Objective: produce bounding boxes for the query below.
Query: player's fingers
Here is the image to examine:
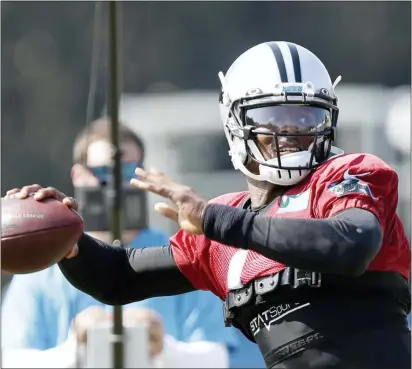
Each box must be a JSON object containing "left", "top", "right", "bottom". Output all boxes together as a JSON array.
[
  {"left": 130, "top": 178, "right": 172, "bottom": 198},
  {"left": 65, "top": 245, "right": 79, "bottom": 259},
  {"left": 135, "top": 167, "right": 170, "bottom": 184},
  {"left": 62, "top": 196, "right": 79, "bottom": 211},
  {"left": 135, "top": 167, "right": 161, "bottom": 182},
  {"left": 179, "top": 218, "right": 204, "bottom": 235},
  {"left": 33, "top": 187, "right": 66, "bottom": 202},
  {"left": 147, "top": 168, "right": 166, "bottom": 178},
  {"left": 18, "top": 184, "right": 43, "bottom": 198},
  {"left": 154, "top": 202, "right": 179, "bottom": 222},
  {"left": 134, "top": 167, "right": 149, "bottom": 179},
  {"left": 5, "top": 188, "right": 21, "bottom": 197}
]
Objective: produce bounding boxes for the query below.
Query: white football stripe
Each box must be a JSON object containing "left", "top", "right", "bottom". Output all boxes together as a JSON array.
[{"left": 277, "top": 41, "right": 296, "bottom": 82}]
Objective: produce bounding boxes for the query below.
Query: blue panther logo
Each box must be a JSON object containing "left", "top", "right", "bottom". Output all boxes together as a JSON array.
[{"left": 328, "top": 170, "right": 376, "bottom": 200}]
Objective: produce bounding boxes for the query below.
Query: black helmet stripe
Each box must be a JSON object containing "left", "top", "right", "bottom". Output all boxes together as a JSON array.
[
  {"left": 266, "top": 42, "right": 288, "bottom": 83},
  {"left": 286, "top": 42, "right": 302, "bottom": 83}
]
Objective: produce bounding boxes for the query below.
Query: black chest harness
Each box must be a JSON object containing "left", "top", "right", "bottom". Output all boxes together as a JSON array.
[
  {"left": 224, "top": 268, "right": 321, "bottom": 327},
  {"left": 223, "top": 269, "right": 410, "bottom": 368},
  {"left": 223, "top": 268, "right": 410, "bottom": 338}
]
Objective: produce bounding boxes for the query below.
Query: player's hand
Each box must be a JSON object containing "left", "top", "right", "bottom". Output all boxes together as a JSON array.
[
  {"left": 5, "top": 184, "right": 79, "bottom": 210},
  {"left": 4, "top": 185, "right": 79, "bottom": 258},
  {"left": 123, "top": 308, "right": 164, "bottom": 357},
  {"left": 131, "top": 168, "right": 208, "bottom": 235}
]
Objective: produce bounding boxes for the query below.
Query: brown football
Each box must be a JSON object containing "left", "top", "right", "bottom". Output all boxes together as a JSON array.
[{"left": 1, "top": 195, "right": 84, "bottom": 274}]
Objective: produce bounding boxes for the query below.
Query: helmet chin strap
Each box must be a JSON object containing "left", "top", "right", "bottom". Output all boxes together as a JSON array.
[
  {"left": 225, "top": 129, "right": 267, "bottom": 181},
  {"left": 229, "top": 135, "right": 345, "bottom": 186},
  {"left": 246, "top": 138, "right": 313, "bottom": 185},
  {"left": 230, "top": 138, "right": 306, "bottom": 185},
  {"left": 232, "top": 151, "right": 268, "bottom": 182}
]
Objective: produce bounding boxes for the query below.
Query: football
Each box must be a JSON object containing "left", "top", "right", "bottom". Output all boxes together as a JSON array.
[{"left": 1, "top": 195, "right": 84, "bottom": 274}]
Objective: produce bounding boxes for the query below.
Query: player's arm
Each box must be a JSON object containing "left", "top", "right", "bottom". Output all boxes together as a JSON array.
[
  {"left": 128, "top": 166, "right": 384, "bottom": 277},
  {"left": 58, "top": 233, "right": 196, "bottom": 305},
  {"left": 202, "top": 160, "right": 396, "bottom": 277},
  {"left": 5, "top": 184, "right": 198, "bottom": 305},
  {"left": 202, "top": 206, "right": 382, "bottom": 276}
]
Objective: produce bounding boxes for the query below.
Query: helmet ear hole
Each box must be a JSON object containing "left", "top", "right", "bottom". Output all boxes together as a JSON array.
[
  {"left": 314, "top": 140, "right": 325, "bottom": 162},
  {"left": 323, "top": 139, "right": 332, "bottom": 159},
  {"left": 314, "top": 138, "right": 332, "bottom": 162}
]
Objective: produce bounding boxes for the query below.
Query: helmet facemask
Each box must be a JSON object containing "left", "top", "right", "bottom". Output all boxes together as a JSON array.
[{"left": 222, "top": 84, "right": 341, "bottom": 186}]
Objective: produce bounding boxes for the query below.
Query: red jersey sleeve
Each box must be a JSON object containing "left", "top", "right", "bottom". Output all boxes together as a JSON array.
[
  {"left": 169, "top": 230, "right": 210, "bottom": 291},
  {"left": 169, "top": 192, "right": 248, "bottom": 293},
  {"left": 314, "top": 153, "right": 399, "bottom": 232}
]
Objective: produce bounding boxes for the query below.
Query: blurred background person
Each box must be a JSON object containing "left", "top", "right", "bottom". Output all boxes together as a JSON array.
[
  {"left": 2, "top": 306, "right": 163, "bottom": 368},
  {"left": 1, "top": 118, "right": 239, "bottom": 368}
]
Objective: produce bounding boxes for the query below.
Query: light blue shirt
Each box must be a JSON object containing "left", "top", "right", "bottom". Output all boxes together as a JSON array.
[
  {"left": 229, "top": 333, "right": 266, "bottom": 368},
  {"left": 1, "top": 227, "right": 263, "bottom": 367}
]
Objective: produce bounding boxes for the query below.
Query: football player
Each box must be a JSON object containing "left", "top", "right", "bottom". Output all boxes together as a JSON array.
[{"left": 7, "top": 41, "right": 411, "bottom": 369}]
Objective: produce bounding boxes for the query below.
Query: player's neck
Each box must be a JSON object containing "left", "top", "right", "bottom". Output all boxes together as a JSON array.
[{"left": 246, "top": 178, "right": 287, "bottom": 209}]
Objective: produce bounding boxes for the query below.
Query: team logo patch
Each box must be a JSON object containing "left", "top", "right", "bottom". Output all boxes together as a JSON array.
[
  {"left": 277, "top": 189, "right": 311, "bottom": 214},
  {"left": 328, "top": 169, "right": 376, "bottom": 199},
  {"left": 281, "top": 84, "right": 304, "bottom": 93}
]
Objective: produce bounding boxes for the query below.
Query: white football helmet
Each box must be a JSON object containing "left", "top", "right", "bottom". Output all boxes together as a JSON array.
[{"left": 218, "top": 41, "right": 344, "bottom": 186}]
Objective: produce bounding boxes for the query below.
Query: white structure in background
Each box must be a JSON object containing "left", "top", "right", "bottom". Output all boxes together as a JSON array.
[
  {"left": 86, "top": 325, "right": 150, "bottom": 368},
  {"left": 385, "top": 86, "right": 410, "bottom": 155},
  {"left": 119, "top": 85, "right": 411, "bottom": 237},
  {"left": 2, "top": 326, "right": 152, "bottom": 368}
]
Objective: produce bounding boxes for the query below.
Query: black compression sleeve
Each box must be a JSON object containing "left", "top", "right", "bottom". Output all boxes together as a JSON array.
[
  {"left": 202, "top": 205, "right": 383, "bottom": 276},
  {"left": 58, "top": 233, "right": 195, "bottom": 305}
]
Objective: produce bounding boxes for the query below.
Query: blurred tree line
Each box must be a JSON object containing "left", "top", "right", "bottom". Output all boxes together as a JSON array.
[{"left": 1, "top": 1, "right": 410, "bottom": 194}]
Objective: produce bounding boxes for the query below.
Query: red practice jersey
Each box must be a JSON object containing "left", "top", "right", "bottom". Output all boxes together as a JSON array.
[{"left": 170, "top": 153, "right": 410, "bottom": 300}]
